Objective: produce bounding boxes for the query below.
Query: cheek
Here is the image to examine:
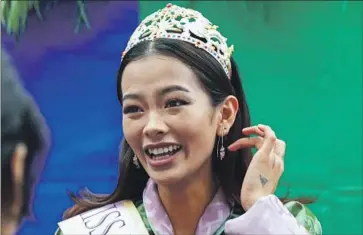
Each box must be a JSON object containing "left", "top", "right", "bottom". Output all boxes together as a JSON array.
[
  {"left": 122, "top": 119, "right": 130, "bottom": 138},
  {"left": 122, "top": 119, "right": 141, "bottom": 148},
  {"left": 173, "top": 108, "right": 217, "bottom": 153}
]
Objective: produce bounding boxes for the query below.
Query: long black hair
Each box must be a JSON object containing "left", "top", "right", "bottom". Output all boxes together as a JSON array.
[{"left": 64, "top": 38, "right": 270, "bottom": 218}]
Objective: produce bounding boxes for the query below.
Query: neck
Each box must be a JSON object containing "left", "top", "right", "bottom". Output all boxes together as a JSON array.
[{"left": 157, "top": 162, "right": 217, "bottom": 235}]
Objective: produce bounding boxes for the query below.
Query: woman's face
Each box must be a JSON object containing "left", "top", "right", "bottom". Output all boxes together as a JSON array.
[{"left": 121, "top": 55, "right": 221, "bottom": 185}]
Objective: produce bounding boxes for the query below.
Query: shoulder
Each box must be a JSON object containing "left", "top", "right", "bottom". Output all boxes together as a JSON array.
[
  {"left": 54, "top": 200, "right": 152, "bottom": 235},
  {"left": 284, "top": 201, "right": 322, "bottom": 235}
]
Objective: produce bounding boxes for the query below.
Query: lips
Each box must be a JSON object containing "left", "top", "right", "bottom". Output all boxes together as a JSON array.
[{"left": 143, "top": 143, "right": 182, "bottom": 167}]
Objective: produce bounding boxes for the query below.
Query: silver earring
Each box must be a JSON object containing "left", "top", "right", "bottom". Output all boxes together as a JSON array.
[
  {"left": 133, "top": 155, "right": 140, "bottom": 168},
  {"left": 217, "top": 128, "right": 226, "bottom": 160}
]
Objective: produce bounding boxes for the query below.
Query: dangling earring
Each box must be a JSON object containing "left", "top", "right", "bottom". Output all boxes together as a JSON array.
[
  {"left": 133, "top": 155, "right": 140, "bottom": 168},
  {"left": 217, "top": 127, "right": 226, "bottom": 160}
]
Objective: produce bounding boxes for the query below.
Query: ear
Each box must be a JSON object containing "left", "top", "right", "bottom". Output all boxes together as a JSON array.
[
  {"left": 11, "top": 143, "right": 28, "bottom": 185},
  {"left": 10, "top": 143, "right": 28, "bottom": 216},
  {"left": 216, "top": 95, "right": 239, "bottom": 136}
]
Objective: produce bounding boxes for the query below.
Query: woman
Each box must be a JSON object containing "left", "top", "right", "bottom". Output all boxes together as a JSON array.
[{"left": 55, "top": 4, "right": 322, "bottom": 235}]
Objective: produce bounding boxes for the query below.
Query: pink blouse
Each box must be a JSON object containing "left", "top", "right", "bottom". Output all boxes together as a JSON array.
[{"left": 143, "top": 179, "right": 309, "bottom": 235}]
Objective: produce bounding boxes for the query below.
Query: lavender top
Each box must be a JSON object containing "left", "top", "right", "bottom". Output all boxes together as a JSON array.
[
  {"left": 143, "top": 179, "right": 311, "bottom": 235},
  {"left": 55, "top": 178, "right": 321, "bottom": 235}
]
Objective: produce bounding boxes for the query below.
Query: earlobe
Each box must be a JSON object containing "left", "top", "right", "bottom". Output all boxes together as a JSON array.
[{"left": 217, "top": 123, "right": 227, "bottom": 136}]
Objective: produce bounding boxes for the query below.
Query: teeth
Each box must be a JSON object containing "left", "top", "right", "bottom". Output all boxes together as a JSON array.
[
  {"left": 146, "top": 145, "right": 181, "bottom": 156},
  {"left": 153, "top": 155, "right": 171, "bottom": 161}
]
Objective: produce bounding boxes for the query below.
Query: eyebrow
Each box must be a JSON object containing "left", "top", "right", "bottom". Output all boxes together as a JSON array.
[
  {"left": 122, "top": 93, "right": 143, "bottom": 103},
  {"left": 159, "top": 85, "right": 190, "bottom": 96},
  {"left": 122, "top": 85, "right": 190, "bottom": 102}
]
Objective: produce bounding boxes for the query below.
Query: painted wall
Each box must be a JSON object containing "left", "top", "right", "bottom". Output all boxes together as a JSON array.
[
  {"left": 2, "top": 2, "right": 139, "bottom": 234},
  {"left": 139, "top": 1, "right": 362, "bottom": 234}
]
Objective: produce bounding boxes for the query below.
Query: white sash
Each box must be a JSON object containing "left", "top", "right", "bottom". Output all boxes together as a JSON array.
[{"left": 58, "top": 200, "right": 149, "bottom": 235}]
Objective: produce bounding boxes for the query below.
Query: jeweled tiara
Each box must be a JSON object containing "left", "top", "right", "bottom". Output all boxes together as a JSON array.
[{"left": 121, "top": 3, "right": 234, "bottom": 78}]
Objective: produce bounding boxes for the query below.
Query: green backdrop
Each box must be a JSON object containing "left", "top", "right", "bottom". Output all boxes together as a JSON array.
[{"left": 139, "top": 1, "right": 362, "bottom": 234}]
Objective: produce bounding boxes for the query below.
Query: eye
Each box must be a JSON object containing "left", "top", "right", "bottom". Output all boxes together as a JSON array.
[
  {"left": 123, "top": 105, "right": 143, "bottom": 114},
  {"left": 165, "top": 99, "right": 188, "bottom": 108}
]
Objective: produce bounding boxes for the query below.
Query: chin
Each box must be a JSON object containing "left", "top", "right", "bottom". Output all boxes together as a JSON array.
[{"left": 148, "top": 170, "right": 187, "bottom": 187}]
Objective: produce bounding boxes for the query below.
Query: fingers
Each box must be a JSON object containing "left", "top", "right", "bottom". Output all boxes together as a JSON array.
[
  {"left": 228, "top": 137, "right": 263, "bottom": 151},
  {"left": 242, "top": 126, "right": 265, "bottom": 137},
  {"left": 257, "top": 124, "right": 276, "bottom": 156},
  {"left": 271, "top": 154, "right": 284, "bottom": 180},
  {"left": 274, "top": 140, "right": 286, "bottom": 158},
  {"left": 229, "top": 125, "right": 285, "bottom": 160}
]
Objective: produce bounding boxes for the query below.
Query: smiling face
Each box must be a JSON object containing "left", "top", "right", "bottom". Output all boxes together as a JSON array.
[{"left": 121, "top": 55, "right": 221, "bottom": 185}]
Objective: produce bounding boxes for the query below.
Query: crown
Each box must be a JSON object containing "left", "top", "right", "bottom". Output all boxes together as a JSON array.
[{"left": 122, "top": 3, "right": 234, "bottom": 78}]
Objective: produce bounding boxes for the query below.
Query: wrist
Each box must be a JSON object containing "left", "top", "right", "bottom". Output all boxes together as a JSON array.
[{"left": 241, "top": 194, "right": 272, "bottom": 211}]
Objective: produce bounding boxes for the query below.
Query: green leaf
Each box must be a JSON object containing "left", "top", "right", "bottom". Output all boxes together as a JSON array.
[
  {"left": 2, "top": 0, "right": 94, "bottom": 39},
  {"left": 1, "top": 0, "right": 9, "bottom": 26}
]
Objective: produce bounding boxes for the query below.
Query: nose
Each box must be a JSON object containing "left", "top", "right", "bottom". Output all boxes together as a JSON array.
[{"left": 143, "top": 112, "right": 168, "bottom": 139}]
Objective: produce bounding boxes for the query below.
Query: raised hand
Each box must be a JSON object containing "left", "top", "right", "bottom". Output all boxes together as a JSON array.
[{"left": 228, "top": 124, "right": 286, "bottom": 211}]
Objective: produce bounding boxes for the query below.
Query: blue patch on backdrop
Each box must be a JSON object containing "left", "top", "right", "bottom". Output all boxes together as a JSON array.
[{"left": 2, "top": 2, "right": 139, "bottom": 235}]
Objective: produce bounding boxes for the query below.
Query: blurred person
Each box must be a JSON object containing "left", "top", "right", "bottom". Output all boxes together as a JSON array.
[{"left": 1, "top": 49, "right": 49, "bottom": 235}]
